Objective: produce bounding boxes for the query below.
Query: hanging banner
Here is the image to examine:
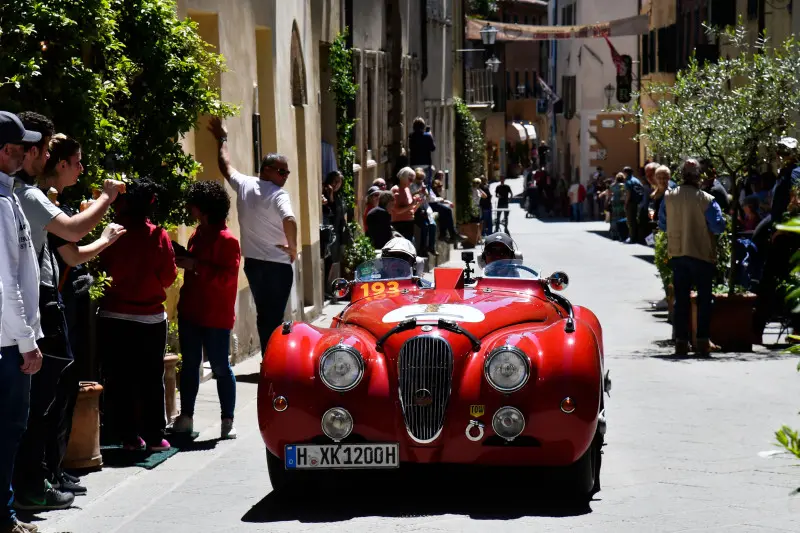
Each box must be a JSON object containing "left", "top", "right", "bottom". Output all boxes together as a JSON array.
[{"left": 466, "top": 14, "right": 650, "bottom": 42}]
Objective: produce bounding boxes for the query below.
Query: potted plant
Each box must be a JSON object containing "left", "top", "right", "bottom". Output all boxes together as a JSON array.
[
  {"left": 454, "top": 97, "right": 485, "bottom": 248},
  {"left": 342, "top": 222, "right": 376, "bottom": 281},
  {"left": 653, "top": 231, "right": 674, "bottom": 321},
  {"left": 164, "top": 318, "right": 181, "bottom": 423}
]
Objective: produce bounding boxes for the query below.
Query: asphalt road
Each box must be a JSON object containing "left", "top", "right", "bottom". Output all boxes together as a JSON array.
[{"left": 37, "top": 177, "right": 800, "bottom": 532}]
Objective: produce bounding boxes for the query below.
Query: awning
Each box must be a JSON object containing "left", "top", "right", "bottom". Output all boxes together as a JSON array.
[
  {"left": 507, "top": 123, "right": 527, "bottom": 142},
  {"left": 523, "top": 124, "right": 537, "bottom": 141},
  {"left": 466, "top": 14, "right": 650, "bottom": 42}
]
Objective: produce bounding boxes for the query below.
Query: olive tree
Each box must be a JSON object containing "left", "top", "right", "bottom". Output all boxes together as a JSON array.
[{"left": 632, "top": 23, "right": 800, "bottom": 292}]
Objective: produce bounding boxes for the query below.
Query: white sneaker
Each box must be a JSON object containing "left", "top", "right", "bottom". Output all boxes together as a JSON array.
[
  {"left": 221, "top": 418, "right": 237, "bottom": 440},
  {"left": 172, "top": 414, "right": 193, "bottom": 434}
]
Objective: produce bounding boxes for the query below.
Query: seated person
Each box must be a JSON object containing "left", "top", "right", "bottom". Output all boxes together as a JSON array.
[
  {"left": 380, "top": 237, "right": 429, "bottom": 283},
  {"left": 479, "top": 232, "right": 524, "bottom": 277}
]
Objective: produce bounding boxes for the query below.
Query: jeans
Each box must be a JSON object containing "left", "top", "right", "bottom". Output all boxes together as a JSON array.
[
  {"left": 626, "top": 203, "right": 640, "bottom": 243},
  {"left": 99, "top": 317, "right": 167, "bottom": 445},
  {"left": 45, "top": 358, "right": 79, "bottom": 483},
  {"left": 243, "top": 258, "right": 294, "bottom": 357},
  {"left": 430, "top": 203, "right": 457, "bottom": 239},
  {"left": 671, "top": 256, "right": 714, "bottom": 343},
  {"left": 571, "top": 203, "right": 583, "bottom": 222},
  {"left": 0, "top": 345, "right": 30, "bottom": 526},
  {"left": 178, "top": 320, "right": 236, "bottom": 419},
  {"left": 13, "top": 355, "right": 71, "bottom": 496},
  {"left": 494, "top": 209, "right": 509, "bottom": 232},
  {"left": 481, "top": 208, "right": 492, "bottom": 236}
]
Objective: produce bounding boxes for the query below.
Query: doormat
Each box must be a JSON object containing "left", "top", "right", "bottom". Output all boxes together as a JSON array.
[{"left": 99, "top": 445, "right": 180, "bottom": 469}]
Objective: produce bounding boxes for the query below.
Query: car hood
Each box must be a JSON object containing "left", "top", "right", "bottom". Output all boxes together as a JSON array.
[{"left": 341, "top": 288, "right": 552, "bottom": 340}]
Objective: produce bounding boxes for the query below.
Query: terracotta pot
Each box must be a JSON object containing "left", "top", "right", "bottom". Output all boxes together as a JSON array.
[
  {"left": 458, "top": 223, "right": 482, "bottom": 248},
  {"left": 690, "top": 292, "right": 756, "bottom": 352},
  {"left": 164, "top": 353, "right": 180, "bottom": 422},
  {"left": 63, "top": 381, "right": 103, "bottom": 470}
]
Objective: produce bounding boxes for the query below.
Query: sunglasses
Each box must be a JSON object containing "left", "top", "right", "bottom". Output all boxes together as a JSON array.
[{"left": 271, "top": 167, "right": 291, "bottom": 176}]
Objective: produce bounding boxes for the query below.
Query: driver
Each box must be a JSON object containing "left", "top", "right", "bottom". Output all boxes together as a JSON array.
[
  {"left": 380, "top": 237, "right": 426, "bottom": 278},
  {"left": 479, "top": 232, "right": 523, "bottom": 277}
]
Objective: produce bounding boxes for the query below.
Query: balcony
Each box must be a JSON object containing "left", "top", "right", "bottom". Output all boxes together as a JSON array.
[{"left": 465, "top": 68, "right": 495, "bottom": 119}]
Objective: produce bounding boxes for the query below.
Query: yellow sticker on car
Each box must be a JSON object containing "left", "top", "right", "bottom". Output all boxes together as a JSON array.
[{"left": 470, "top": 405, "right": 485, "bottom": 417}]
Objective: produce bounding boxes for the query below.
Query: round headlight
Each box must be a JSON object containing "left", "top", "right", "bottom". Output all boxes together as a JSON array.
[
  {"left": 484, "top": 346, "right": 530, "bottom": 392},
  {"left": 492, "top": 406, "right": 525, "bottom": 441},
  {"left": 321, "top": 407, "right": 353, "bottom": 441},
  {"left": 319, "top": 345, "right": 364, "bottom": 391}
]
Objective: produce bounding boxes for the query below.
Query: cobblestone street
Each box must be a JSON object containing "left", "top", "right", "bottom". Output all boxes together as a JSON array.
[{"left": 36, "top": 180, "right": 800, "bottom": 532}]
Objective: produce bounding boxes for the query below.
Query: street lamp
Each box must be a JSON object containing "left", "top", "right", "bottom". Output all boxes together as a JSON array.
[
  {"left": 517, "top": 84, "right": 526, "bottom": 98},
  {"left": 480, "top": 23, "right": 498, "bottom": 46},
  {"left": 485, "top": 55, "right": 501, "bottom": 73},
  {"left": 604, "top": 83, "right": 615, "bottom": 107}
]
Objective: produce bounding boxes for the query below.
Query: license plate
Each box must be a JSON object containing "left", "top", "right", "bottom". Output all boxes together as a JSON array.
[{"left": 284, "top": 443, "right": 399, "bottom": 470}]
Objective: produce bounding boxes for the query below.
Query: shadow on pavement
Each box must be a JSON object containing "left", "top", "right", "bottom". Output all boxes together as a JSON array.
[
  {"left": 236, "top": 372, "right": 261, "bottom": 384},
  {"left": 242, "top": 469, "right": 593, "bottom": 523},
  {"left": 633, "top": 254, "right": 655, "bottom": 265}
]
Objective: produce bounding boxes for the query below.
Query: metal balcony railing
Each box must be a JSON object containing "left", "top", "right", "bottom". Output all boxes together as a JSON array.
[{"left": 465, "top": 68, "right": 494, "bottom": 107}]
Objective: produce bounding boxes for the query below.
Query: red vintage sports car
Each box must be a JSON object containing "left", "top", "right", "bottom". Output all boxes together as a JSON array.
[{"left": 258, "top": 255, "right": 608, "bottom": 499}]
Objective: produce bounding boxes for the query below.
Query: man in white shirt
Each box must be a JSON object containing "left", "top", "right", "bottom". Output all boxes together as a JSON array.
[
  {"left": 0, "top": 110, "right": 43, "bottom": 533},
  {"left": 208, "top": 118, "right": 298, "bottom": 357}
]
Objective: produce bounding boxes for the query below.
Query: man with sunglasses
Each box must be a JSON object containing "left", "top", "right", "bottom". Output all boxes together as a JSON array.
[{"left": 208, "top": 117, "right": 298, "bottom": 357}]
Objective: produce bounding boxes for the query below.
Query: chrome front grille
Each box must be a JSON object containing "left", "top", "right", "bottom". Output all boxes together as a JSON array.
[{"left": 398, "top": 336, "right": 454, "bottom": 442}]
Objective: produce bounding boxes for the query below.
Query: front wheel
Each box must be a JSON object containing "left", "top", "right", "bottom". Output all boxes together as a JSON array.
[
  {"left": 266, "top": 449, "right": 292, "bottom": 492},
  {"left": 562, "top": 432, "right": 602, "bottom": 501}
]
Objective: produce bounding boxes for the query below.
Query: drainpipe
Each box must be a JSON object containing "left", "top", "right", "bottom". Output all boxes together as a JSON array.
[
  {"left": 637, "top": 0, "right": 642, "bottom": 166},
  {"left": 549, "top": 0, "right": 557, "bottom": 174}
]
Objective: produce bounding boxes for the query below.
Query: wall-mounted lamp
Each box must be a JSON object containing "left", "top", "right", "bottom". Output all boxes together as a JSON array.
[
  {"left": 604, "top": 83, "right": 615, "bottom": 107},
  {"left": 480, "top": 23, "right": 498, "bottom": 46},
  {"left": 485, "top": 55, "right": 501, "bottom": 73}
]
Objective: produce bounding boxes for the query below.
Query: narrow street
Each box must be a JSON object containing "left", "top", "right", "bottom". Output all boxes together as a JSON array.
[{"left": 36, "top": 178, "right": 799, "bottom": 533}]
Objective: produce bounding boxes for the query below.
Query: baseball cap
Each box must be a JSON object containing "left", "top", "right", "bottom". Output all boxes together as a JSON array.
[
  {"left": 367, "top": 186, "right": 381, "bottom": 196},
  {"left": 484, "top": 232, "right": 515, "bottom": 252},
  {"left": 0, "top": 111, "right": 42, "bottom": 145}
]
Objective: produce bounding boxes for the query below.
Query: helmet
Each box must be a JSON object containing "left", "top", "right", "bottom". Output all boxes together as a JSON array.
[
  {"left": 381, "top": 237, "right": 417, "bottom": 266},
  {"left": 478, "top": 232, "right": 522, "bottom": 268}
]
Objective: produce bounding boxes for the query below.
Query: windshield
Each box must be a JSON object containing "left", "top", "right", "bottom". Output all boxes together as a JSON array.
[
  {"left": 483, "top": 259, "right": 540, "bottom": 280},
  {"left": 355, "top": 258, "right": 413, "bottom": 281}
]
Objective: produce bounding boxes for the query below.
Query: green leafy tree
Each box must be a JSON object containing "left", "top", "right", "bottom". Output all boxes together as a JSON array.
[
  {"left": 329, "top": 29, "right": 357, "bottom": 210},
  {"left": 454, "top": 97, "right": 484, "bottom": 224},
  {"left": 0, "top": 0, "right": 236, "bottom": 226},
  {"left": 631, "top": 22, "right": 800, "bottom": 294},
  {"left": 467, "top": 0, "right": 498, "bottom": 20}
]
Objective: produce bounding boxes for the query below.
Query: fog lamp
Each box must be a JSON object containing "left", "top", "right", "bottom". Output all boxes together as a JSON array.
[
  {"left": 492, "top": 406, "right": 525, "bottom": 441},
  {"left": 321, "top": 407, "right": 353, "bottom": 442}
]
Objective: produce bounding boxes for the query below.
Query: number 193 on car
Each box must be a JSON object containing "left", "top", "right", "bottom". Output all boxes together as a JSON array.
[{"left": 285, "top": 443, "right": 399, "bottom": 469}]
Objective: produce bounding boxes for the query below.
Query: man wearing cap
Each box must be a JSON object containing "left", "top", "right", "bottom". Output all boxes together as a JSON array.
[
  {"left": 0, "top": 110, "right": 44, "bottom": 533},
  {"left": 362, "top": 185, "right": 381, "bottom": 232},
  {"left": 658, "top": 158, "right": 727, "bottom": 357}
]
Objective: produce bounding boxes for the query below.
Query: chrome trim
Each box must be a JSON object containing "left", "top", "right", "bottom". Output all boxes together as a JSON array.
[
  {"left": 318, "top": 344, "right": 365, "bottom": 392},
  {"left": 560, "top": 397, "right": 576, "bottom": 414},
  {"left": 321, "top": 407, "right": 353, "bottom": 442},
  {"left": 397, "top": 336, "right": 454, "bottom": 443},
  {"left": 483, "top": 345, "right": 531, "bottom": 393},
  {"left": 491, "top": 406, "right": 526, "bottom": 441}
]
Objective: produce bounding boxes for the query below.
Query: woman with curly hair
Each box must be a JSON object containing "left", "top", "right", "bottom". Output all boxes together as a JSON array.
[
  {"left": 172, "top": 180, "right": 241, "bottom": 439},
  {"left": 98, "top": 178, "right": 177, "bottom": 452}
]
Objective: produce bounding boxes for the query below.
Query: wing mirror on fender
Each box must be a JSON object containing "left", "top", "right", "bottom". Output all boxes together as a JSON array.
[
  {"left": 547, "top": 271, "right": 569, "bottom": 291},
  {"left": 331, "top": 278, "right": 350, "bottom": 299}
]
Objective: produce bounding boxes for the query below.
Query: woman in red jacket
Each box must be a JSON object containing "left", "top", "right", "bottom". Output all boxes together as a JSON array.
[
  {"left": 98, "top": 179, "right": 178, "bottom": 452},
  {"left": 171, "top": 180, "right": 241, "bottom": 439}
]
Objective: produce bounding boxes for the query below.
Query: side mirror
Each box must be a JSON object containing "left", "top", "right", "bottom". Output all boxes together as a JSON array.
[
  {"left": 331, "top": 278, "right": 350, "bottom": 299},
  {"left": 547, "top": 271, "right": 569, "bottom": 291}
]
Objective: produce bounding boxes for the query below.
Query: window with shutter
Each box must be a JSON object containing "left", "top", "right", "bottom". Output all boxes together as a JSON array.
[
  {"left": 747, "top": 0, "right": 759, "bottom": 20},
  {"left": 642, "top": 33, "right": 650, "bottom": 76},
  {"left": 649, "top": 30, "right": 656, "bottom": 74}
]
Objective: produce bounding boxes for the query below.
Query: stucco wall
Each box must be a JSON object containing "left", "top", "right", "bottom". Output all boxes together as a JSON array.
[{"left": 175, "top": 0, "right": 335, "bottom": 359}]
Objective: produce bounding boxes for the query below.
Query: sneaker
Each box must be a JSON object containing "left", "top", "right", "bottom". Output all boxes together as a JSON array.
[
  {"left": 62, "top": 472, "right": 81, "bottom": 484},
  {"left": 13, "top": 482, "right": 75, "bottom": 511},
  {"left": 54, "top": 473, "right": 86, "bottom": 495},
  {"left": 1, "top": 520, "right": 38, "bottom": 533},
  {"left": 147, "top": 439, "right": 171, "bottom": 452},
  {"left": 221, "top": 418, "right": 237, "bottom": 440},
  {"left": 171, "top": 414, "right": 194, "bottom": 434},
  {"left": 123, "top": 436, "right": 146, "bottom": 451}
]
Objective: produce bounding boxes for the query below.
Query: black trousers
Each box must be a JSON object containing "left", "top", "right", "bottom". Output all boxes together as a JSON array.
[
  {"left": 13, "top": 355, "right": 71, "bottom": 496},
  {"left": 243, "top": 258, "right": 294, "bottom": 356},
  {"left": 44, "top": 360, "right": 79, "bottom": 482},
  {"left": 99, "top": 317, "right": 167, "bottom": 445},
  {"left": 393, "top": 220, "right": 415, "bottom": 242}
]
